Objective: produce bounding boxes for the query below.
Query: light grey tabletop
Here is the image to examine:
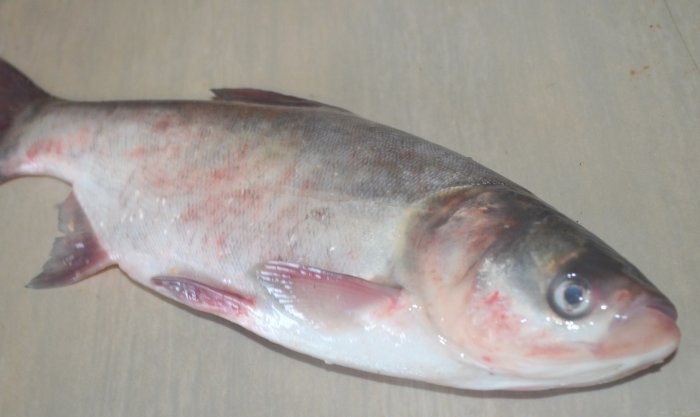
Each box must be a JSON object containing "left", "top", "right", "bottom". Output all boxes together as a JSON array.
[{"left": 1, "top": 1, "right": 698, "bottom": 416}]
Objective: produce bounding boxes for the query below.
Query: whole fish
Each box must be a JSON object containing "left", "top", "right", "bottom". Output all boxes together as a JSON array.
[{"left": 0, "top": 58, "right": 679, "bottom": 390}]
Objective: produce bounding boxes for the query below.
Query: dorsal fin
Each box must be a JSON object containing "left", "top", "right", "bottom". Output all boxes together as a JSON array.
[{"left": 211, "top": 88, "right": 351, "bottom": 113}]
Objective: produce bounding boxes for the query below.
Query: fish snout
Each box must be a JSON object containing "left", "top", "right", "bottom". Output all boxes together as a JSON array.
[
  {"left": 618, "top": 288, "right": 679, "bottom": 327},
  {"left": 644, "top": 293, "right": 678, "bottom": 322},
  {"left": 594, "top": 289, "right": 680, "bottom": 361}
]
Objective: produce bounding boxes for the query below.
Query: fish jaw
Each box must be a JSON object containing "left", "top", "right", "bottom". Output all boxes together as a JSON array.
[
  {"left": 503, "top": 315, "right": 679, "bottom": 391},
  {"left": 508, "top": 289, "right": 680, "bottom": 387},
  {"left": 427, "top": 294, "right": 680, "bottom": 391},
  {"left": 500, "top": 306, "right": 679, "bottom": 390},
  {"left": 457, "top": 285, "right": 680, "bottom": 389}
]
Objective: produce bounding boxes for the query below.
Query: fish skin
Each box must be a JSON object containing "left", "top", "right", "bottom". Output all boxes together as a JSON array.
[{"left": 0, "top": 58, "right": 680, "bottom": 390}]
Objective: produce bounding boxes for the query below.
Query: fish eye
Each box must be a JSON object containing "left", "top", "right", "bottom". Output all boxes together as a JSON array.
[{"left": 547, "top": 273, "right": 592, "bottom": 320}]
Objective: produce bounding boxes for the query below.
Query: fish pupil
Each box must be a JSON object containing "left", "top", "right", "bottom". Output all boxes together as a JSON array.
[{"left": 564, "top": 284, "right": 584, "bottom": 305}]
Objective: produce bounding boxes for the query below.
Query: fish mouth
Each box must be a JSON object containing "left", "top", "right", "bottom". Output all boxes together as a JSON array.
[
  {"left": 593, "top": 293, "right": 680, "bottom": 361},
  {"left": 644, "top": 294, "right": 678, "bottom": 321}
]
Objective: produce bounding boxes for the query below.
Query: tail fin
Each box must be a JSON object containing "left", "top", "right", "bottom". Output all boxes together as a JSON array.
[
  {"left": 0, "top": 58, "right": 52, "bottom": 182},
  {"left": 1, "top": 57, "right": 51, "bottom": 139}
]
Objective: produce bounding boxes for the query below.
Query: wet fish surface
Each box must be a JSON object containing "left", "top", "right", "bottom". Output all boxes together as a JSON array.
[{"left": 0, "top": 58, "right": 680, "bottom": 390}]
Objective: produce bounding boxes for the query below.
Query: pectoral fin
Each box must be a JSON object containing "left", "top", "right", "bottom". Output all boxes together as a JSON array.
[
  {"left": 256, "top": 261, "right": 401, "bottom": 327},
  {"left": 26, "top": 192, "right": 113, "bottom": 289}
]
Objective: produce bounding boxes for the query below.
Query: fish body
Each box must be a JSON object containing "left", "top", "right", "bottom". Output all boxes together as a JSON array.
[{"left": 0, "top": 59, "right": 680, "bottom": 390}]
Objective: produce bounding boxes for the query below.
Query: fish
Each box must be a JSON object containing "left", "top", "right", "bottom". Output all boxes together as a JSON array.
[{"left": 0, "top": 57, "right": 680, "bottom": 391}]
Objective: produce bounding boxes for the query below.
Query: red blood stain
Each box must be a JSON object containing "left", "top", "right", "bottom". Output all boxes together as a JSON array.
[
  {"left": 279, "top": 164, "right": 296, "bottom": 184},
  {"left": 486, "top": 291, "right": 500, "bottom": 305},
  {"left": 527, "top": 344, "right": 576, "bottom": 358},
  {"left": 615, "top": 289, "right": 631, "bottom": 304},
  {"left": 179, "top": 189, "right": 263, "bottom": 225},
  {"left": 482, "top": 355, "right": 493, "bottom": 364},
  {"left": 211, "top": 168, "right": 228, "bottom": 182},
  {"left": 180, "top": 206, "right": 199, "bottom": 222},
  {"left": 235, "top": 142, "right": 251, "bottom": 159},
  {"left": 300, "top": 178, "right": 315, "bottom": 193},
  {"left": 26, "top": 138, "right": 64, "bottom": 160},
  {"left": 374, "top": 295, "right": 402, "bottom": 320},
  {"left": 129, "top": 146, "right": 146, "bottom": 159},
  {"left": 469, "top": 281, "right": 518, "bottom": 336},
  {"left": 153, "top": 117, "right": 172, "bottom": 133},
  {"left": 208, "top": 164, "right": 246, "bottom": 185},
  {"left": 76, "top": 127, "right": 91, "bottom": 146},
  {"left": 215, "top": 233, "right": 227, "bottom": 250}
]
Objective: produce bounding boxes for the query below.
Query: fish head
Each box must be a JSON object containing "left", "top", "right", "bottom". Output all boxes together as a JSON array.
[{"left": 406, "top": 186, "right": 680, "bottom": 389}]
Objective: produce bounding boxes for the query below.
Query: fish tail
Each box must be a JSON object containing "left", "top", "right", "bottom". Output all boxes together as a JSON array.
[
  {"left": 0, "top": 60, "right": 112, "bottom": 288},
  {"left": 0, "top": 57, "right": 52, "bottom": 181}
]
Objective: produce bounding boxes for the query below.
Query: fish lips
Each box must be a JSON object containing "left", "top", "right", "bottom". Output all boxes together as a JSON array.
[{"left": 593, "top": 291, "right": 680, "bottom": 363}]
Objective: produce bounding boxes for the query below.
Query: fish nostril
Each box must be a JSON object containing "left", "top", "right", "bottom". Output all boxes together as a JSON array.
[{"left": 614, "top": 289, "right": 631, "bottom": 304}]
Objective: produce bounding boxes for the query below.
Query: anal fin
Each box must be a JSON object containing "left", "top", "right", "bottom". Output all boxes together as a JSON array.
[{"left": 26, "top": 192, "right": 112, "bottom": 289}]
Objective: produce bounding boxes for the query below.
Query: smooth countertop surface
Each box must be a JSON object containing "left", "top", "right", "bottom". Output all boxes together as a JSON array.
[{"left": 1, "top": 1, "right": 698, "bottom": 416}]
